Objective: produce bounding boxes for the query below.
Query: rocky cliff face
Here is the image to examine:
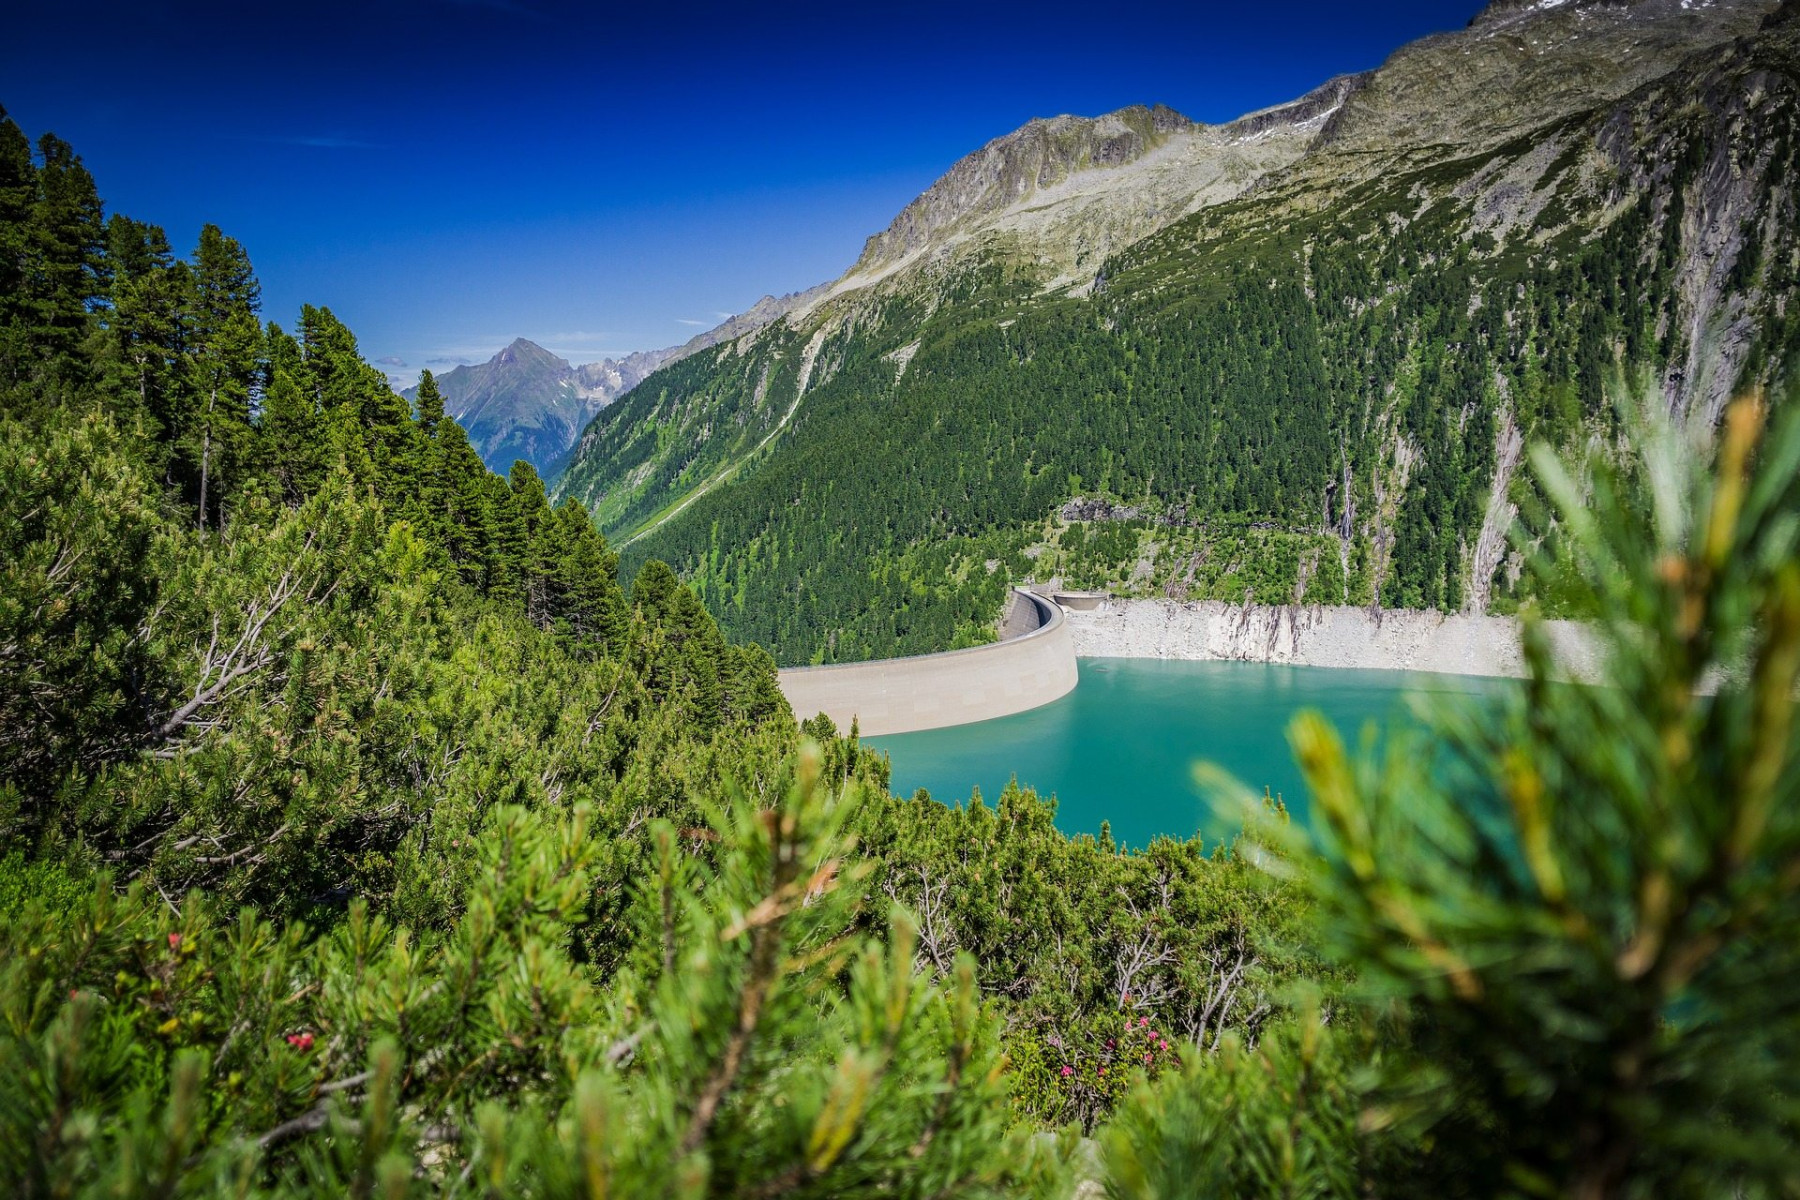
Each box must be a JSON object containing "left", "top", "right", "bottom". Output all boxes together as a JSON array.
[
  {"left": 1304, "top": 0, "right": 1768, "bottom": 170},
  {"left": 573, "top": 348, "right": 674, "bottom": 406},
  {"left": 839, "top": 83, "right": 1361, "bottom": 296}
]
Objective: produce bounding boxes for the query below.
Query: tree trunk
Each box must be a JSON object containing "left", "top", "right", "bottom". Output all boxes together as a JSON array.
[
  {"left": 198, "top": 421, "right": 211, "bottom": 532},
  {"left": 198, "top": 384, "right": 216, "bottom": 532}
]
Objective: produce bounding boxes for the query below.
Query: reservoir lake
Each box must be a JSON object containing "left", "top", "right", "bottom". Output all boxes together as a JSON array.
[{"left": 867, "top": 657, "right": 1499, "bottom": 848}]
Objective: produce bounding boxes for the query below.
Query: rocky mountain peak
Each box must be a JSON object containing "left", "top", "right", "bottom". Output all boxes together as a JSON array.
[
  {"left": 1463, "top": 0, "right": 1777, "bottom": 36},
  {"left": 1290, "top": 0, "right": 1775, "bottom": 171},
  {"left": 496, "top": 336, "right": 560, "bottom": 368},
  {"left": 1467, "top": 0, "right": 1716, "bottom": 27},
  {"left": 850, "top": 103, "right": 1201, "bottom": 277},
  {"left": 1473, "top": 0, "right": 1611, "bottom": 23}
]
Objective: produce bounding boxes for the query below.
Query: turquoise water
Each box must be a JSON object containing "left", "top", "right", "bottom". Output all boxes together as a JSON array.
[{"left": 867, "top": 657, "right": 1498, "bottom": 849}]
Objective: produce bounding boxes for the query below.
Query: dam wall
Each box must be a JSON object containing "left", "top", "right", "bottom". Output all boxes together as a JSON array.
[
  {"left": 778, "top": 590, "right": 1079, "bottom": 735},
  {"left": 1061, "top": 598, "right": 1603, "bottom": 680}
]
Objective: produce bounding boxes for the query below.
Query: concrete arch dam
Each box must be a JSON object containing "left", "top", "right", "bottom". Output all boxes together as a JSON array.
[{"left": 777, "top": 590, "right": 1078, "bottom": 736}]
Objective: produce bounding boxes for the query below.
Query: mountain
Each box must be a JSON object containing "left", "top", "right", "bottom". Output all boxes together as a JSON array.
[
  {"left": 844, "top": 90, "right": 1356, "bottom": 293},
  {"left": 405, "top": 286, "right": 830, "bottom": 478},
  {"left": 555, "top": 0, "right": 1800, "bottom": 665},
  {"left": 399, "top": 339, "right": 658, "bottom": 479}
]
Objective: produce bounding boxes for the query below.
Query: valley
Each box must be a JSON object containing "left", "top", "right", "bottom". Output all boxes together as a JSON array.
[
  {"left": 5, "top": 0, "right": 1800, "bottom": 1195},
  {"left": 547, "top": 0, "right": 1800, "bottom": 669}
]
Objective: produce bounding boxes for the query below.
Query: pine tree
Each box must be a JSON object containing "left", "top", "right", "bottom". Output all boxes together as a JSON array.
[
  {"left": 296, "top": 304, "right": 417, "bottom": 499},
  {"left": 0, "top": 404, "right": 173, "bottom": 796},
  {"left": 0, "top": 106, "right": 34, "bottom": 376},
  {"left": 413, "top": 367, "right": 445, "bottom": 439},
  {"left": 545, "top": 500, "right": 625, "bottom": 649},
  {"left": 434, "top": 418, "right": 498, "bottom": 587},
  {"left": 631, "top": 559, "right": 726, "bottom": 728},
  {"left": 508, "top": 461, "right": 555, "bottom": 626},
  {"left": 18, "top": 132, "right": 107, "bottom": 371},
  {"left": 183, "top": 225, "right": 262, "bottom": 530},
  {"left": 1278, "top": 396, "right": 1800, "bottom": 1198},
  {"left": 256, "top": 324, "right": 329, "bottom": 504},
  {"left": 102, "top": 215, "right": 186, "bottom": 439}
]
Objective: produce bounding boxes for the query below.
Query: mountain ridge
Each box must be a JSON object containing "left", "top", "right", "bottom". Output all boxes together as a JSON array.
[
  {"left": 403, "top": 284, "right": 828, "bottom": 477},
  {"left": 555, "top": 0, "right": 1799, "bottom": 665}
]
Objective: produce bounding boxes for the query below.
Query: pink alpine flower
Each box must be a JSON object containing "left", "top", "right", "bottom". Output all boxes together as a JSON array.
[
  {"left": 167, "top": 933, "right": 181, "bottom": 949},
  {"left": 1060, "top": 1065, "right": 1073, "bottom": 1077}
]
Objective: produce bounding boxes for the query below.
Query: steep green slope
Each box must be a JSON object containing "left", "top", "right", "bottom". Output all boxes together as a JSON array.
[
  {"left": 8, "top": 77, "right": 1800, "bottom": 1200},
  {"left": 557, "top": 0, "right": 1800, "bottom": 665}
]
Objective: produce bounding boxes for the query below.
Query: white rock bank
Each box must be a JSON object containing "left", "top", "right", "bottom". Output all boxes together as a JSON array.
[{"left": 1062, "top": 599, "right": 1602, "bottom": 681}]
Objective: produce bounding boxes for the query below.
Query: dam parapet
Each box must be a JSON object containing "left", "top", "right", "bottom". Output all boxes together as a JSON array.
[{"left": 777, "top": 590, "right": 1078, "bottom": 736}]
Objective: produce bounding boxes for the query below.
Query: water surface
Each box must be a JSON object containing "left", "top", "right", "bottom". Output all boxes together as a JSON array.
[{"left": 867, "top": 657, "right": 1498, "bottom": 848}]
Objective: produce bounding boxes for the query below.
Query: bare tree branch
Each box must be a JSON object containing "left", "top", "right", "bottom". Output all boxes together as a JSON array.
[{"left": 153, "top": 535, "right": 324, "bottom": 746}]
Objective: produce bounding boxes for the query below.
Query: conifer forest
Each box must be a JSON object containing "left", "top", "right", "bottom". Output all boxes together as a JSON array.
[{"left": 5, "top": 3, "right": 1800, "bottom": 1196}]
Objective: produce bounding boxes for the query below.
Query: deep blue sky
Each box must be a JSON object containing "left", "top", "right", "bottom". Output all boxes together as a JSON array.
[{"left": 5, "top": 1, "right": 1479, "bottom": 385}]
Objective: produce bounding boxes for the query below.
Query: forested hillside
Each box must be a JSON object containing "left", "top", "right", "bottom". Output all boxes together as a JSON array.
[
  {"left": 5, "top": 70, "right": 1800, "bottom": 1198},
  {"left": 0, "top": 104, "right": 1313, "bottom": 1194},
  {"left": 558, "top": 0, "right": 1800, "bottom": 666}
]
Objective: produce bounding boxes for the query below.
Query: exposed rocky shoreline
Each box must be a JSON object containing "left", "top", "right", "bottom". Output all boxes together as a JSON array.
[{"left": 1061, "top": 599, "right": 1602, "bottom": 681}]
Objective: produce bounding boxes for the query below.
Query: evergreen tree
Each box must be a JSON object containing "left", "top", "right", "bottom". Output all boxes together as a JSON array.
[
  {"left": 16, "top": 132, "right": 107, "bottom": 372},
  {"left": 1276, "top": 397, "right": 1800, "bottom": 1198},
  {"left": 434, "top": 418, "right": 498, "bottom": 587},
  {"left": 102, "top": 215, "right": 186, "bottom": 439},
  {"left": 0, "top": 403, "right": 173, "bottom": 798},
  {"left": 509, "top": 460, "right": 556, "bottom": 626},
  {"left": 545, "top": 499, "right": 625, "bottom": 649},
  {"left": 183, "top": 224, "right": 262, "bottom": 529},
  {"left": 413, "top": 366, "right": 445, "bottom": 438},
  {"left": 297, "top": 304, "right": 417, "bottom": 498},
  {"left": 0, "top": 105, "right": 34, "bottom": 378},
  {"left": 256, "top": 324, "right": 329, "bottom": 504},
  {"left": 632, "top": 559, "right": 727, "bottom": 729}
]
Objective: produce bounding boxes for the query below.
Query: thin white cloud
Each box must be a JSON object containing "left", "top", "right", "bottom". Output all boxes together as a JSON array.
[{"left": 675, "top": 318, "right": 709, "bottom": 327}]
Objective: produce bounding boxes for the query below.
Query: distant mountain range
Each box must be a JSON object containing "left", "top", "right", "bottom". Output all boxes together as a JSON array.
[
  {"left": 401, "top": 286, "right": 828, "bottom": 478},
  {"left": 401, "top": 340, "right": 664, "bottom": 479}
]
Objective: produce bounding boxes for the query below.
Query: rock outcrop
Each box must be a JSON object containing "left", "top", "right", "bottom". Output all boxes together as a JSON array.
[{"left": 1062, "top": 599, "right": 1602, "bottom": 681}]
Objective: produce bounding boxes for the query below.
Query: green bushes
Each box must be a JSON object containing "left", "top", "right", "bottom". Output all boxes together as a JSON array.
[
  {"left": 7, "top": 91, "right": 1800, "bottom": 1200},
  {"left": 1272, "top": 397, "right": 1800, "bottom": 1197}
]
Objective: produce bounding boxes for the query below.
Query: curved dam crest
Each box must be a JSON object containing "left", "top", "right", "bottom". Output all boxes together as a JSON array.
[
  {"left": 778, "top": 594, "right": 1605, "bottom": 737},
  {"left": 777, "top": 591, "right": 1078, "bottom": 736}
]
